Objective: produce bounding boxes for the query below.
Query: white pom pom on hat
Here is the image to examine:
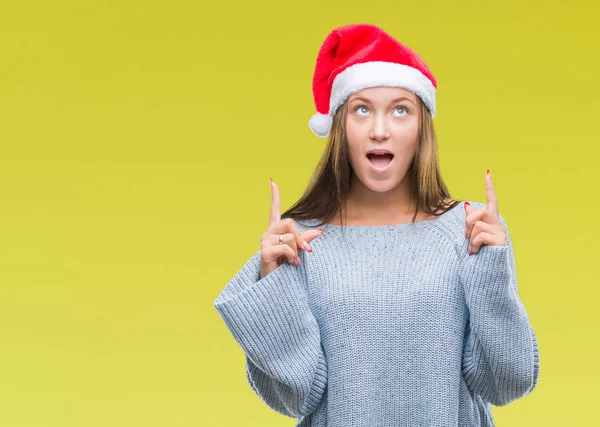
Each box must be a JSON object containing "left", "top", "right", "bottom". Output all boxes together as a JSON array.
[
  {"left": 308, "top": 23, "right": 437, "bottom": 139},
  {"left": 308, "top": 112, "right": 333, "bottom": 138}
]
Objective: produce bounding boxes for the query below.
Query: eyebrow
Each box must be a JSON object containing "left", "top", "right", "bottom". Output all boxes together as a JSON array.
[{"left": 349, "top": 96, "right": 416, "bottom": 106}]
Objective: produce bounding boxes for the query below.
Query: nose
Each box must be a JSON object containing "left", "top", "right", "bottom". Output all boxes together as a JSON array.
[{"left": 368, "top": 114, "right": 390, "bottom": 141}]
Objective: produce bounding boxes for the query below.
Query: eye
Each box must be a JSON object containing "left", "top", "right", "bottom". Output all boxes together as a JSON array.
[
  {"left": 394, "top": 106, "right": 409, "bottom": 116},
  {"left": 354, "top": 105, "right": 369, "bottom": 115}
]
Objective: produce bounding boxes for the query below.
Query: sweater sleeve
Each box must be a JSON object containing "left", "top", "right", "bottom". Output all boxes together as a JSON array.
[
  {"left": 456, "top": 209, "right": 540, "bottom": 407},
  {"left": 213, "top": 249, "right": 328, "bottom": 418}
]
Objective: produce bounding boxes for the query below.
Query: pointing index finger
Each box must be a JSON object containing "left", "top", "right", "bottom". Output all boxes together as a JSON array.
[
  {"left": 485, "top": 170, "right": 499, "bottom": 218},
  {"left": 269, "top": 178, "right": 281, "bottom": 228}
]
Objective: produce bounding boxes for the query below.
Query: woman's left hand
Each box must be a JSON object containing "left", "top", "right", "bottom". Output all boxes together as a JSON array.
[{"left": 464, "top": 170, "right": 507, "bottom": 255}]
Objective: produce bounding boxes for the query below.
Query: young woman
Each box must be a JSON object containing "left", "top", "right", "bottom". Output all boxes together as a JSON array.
[{"left": 214, "top": 23, "right": 540, "bottom": 427}]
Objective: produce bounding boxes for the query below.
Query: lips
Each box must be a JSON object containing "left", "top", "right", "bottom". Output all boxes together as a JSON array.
[{"left": 367, "top": 153, "right": 394, "bottom": 169}]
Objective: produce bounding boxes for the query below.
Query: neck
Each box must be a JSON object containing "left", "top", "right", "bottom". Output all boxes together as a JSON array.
[{"left": 345, "top": 175, "right": 416, "bottom": 221}]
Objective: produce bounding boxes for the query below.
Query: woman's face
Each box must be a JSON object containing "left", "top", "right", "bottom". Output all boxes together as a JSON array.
[{"left": 345, "top": 86, "right": 420, "bottom": 194}]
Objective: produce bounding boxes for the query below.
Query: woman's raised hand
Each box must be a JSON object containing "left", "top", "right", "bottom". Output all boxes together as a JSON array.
[
  {"left": 464, "top": 170, "right": 507, "bottom": 255},
  {"left": 260, "top": 178, "right": 323, "bottom": 279}
]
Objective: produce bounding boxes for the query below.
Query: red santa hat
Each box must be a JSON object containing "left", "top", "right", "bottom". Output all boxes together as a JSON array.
[{"left": 308, "top": 23, "right": 438, "bottom": 138}]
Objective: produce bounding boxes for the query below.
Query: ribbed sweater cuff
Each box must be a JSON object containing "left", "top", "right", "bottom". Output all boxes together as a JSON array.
[
  {"left": 214, "top": 260, "right": 322, "bottom": 382},
  {"left": 461, "top": 243, "right": 515, "bottom": 303}
]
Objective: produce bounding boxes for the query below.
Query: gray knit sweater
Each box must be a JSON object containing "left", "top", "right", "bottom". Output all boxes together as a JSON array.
[{"left": 213, "top": 200, "right": 540, "bottom": 426}]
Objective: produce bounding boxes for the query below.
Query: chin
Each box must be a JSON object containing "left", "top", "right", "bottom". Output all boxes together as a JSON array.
[{"left": 358, "top": 171, "right": 403, "bottom": 191}]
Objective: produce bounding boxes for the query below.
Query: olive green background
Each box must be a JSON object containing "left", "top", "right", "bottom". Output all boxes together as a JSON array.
[{"left": 0, "top": 1, "right": 597, "bottom": 426}]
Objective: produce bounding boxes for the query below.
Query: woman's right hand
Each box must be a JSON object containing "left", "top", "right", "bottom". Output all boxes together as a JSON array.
[{"left": 260, "top": 178, "right": 323, "bottom": 279}]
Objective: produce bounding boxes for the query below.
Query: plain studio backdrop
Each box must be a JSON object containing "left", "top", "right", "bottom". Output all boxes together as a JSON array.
[{"left": 0, "top": 1, "right": 597, "bottom": 426}]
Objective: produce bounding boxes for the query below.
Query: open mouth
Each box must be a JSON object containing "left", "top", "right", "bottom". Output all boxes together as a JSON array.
[{"left": 366, "top": 153, "right": 394, "bottom": 171}]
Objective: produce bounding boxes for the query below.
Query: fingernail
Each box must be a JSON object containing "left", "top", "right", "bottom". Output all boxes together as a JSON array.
[
  {"left": 318, "top": 228, "right": 323, "bottom": 234},
  {"left": 269, "top": 177, "right": 273, "bottom": 185},
  {"left": 464, "top": 201, "right": 470, "bottom": 210},
  {"left": 303, "top": 239, "right": 312, "bottom": 252},
  {"left": 487, "top": 169, "right": 490, "bottom": 175}
]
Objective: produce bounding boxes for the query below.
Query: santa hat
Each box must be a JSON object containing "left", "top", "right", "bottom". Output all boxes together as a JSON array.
[{"left": 308, "top": 24, "right": 437, "bottom": 138}]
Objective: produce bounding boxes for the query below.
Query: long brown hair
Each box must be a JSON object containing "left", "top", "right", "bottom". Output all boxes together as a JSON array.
[{"left": 281, "top": 95, "right": 461, "bottom": 231}]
